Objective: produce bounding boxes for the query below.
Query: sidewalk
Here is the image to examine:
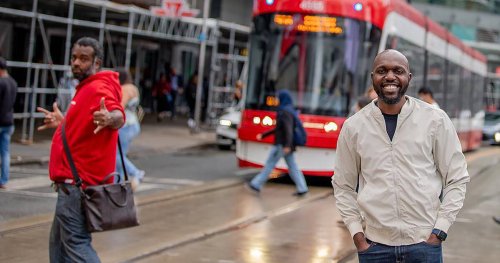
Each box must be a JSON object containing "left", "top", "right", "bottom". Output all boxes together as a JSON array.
[{"left": 10, "top": 115, "right": 217, "bottom": 165}]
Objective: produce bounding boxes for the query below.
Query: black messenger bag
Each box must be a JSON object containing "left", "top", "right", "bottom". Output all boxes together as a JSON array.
[{"left": 61, "top": 123, "right": 139, "bottom": 232}]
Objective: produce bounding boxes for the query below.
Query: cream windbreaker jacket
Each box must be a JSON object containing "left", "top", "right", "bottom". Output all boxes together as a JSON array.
[{"left": 332, "top": 96, "right": 469, "bottom": 246}]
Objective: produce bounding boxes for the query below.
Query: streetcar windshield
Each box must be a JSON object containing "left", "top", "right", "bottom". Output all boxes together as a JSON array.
[{"left": 245, "top": 14, "right": 381, "bottom": 116}]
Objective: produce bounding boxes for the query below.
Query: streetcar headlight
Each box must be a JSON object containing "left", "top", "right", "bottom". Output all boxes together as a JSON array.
[
  {"left": 219, "top": 119, "right": 231, "bottom": 127},
  {"left": 494, "top": 132, "right": 500, "bottom": 142},
  {"left": 262, "top": 116, "right": 273, "bottom": 126},
  {"left": 252, "top": 116, "right": 261, "bottom": 125},
  {"left": 324, "top": 122, "right": 338, "bottom": 132},
  {"left": 354, "top": 3, "right": 363, "bottom": 11}
]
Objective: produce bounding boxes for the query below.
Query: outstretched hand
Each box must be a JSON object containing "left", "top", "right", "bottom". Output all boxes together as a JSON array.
[
  {"left": 93, "top": 97, "right": 111, "bottom": 134},
  {"left": 37, "top": 102, "right": 64, "bottom": 131}
]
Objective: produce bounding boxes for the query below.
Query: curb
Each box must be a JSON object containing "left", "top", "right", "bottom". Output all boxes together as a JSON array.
[{"left": 0, "top": 178, "right": 244, "bottom": 235}]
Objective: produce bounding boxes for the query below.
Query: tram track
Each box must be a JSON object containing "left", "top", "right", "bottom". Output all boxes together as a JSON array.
[{"left": 0, "top": 178, "right": 242, "bottom": 236}]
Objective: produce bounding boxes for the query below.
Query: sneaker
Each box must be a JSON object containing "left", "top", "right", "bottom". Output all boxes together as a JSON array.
[
  {"left": 131, "top": 177, "right": 140, "bottom": 192},
  {"left": 136, "top": 170, "right": 145, "bottom": 182},
  {"left": 292, "top": 191, "right": 308, "bottom": 197},
  {"left": 244, "top": 182, "right": 260, "bottom": 195}
]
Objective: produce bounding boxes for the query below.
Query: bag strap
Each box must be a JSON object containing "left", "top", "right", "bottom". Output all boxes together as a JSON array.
[
  {"left": 61, "top": 122, "right": 83, "bottom": 187},
  {"left": 117, "top": 134, "right": 128, "bottom": 181},
  {"left": 61, "top": 122, "right": 128, "bottom": 188}
]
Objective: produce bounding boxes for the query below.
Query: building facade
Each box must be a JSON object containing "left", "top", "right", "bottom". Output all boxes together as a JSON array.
[{"left": 0, "top": 0, "right": 253, "bottom": 142}]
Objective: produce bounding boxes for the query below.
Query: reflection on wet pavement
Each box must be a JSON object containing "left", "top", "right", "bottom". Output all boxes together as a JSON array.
[{"left": 139, "top": 197, "right": 354, "bottom": 263}]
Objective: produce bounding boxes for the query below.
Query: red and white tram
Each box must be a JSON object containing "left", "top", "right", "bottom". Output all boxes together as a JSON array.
[{"left": 237, "top": 0, "right": 487, "bottom": 176}]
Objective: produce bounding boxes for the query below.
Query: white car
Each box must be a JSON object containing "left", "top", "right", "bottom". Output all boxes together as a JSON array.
[
  {"left": 483, "top": 111, "right": 500, "bottom": 145},
  {"left": 216, "top": 105, "right": 241, "bottom": 150}
]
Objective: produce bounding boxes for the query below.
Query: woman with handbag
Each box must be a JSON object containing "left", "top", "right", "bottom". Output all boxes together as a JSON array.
[{"left": 115, "top": 69, "right": 145, "bottom": 190}]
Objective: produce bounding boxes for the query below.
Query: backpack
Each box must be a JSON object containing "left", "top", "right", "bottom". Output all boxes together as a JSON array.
[{"left": 292, "top": 115, "right": 307, "bottom": 146}]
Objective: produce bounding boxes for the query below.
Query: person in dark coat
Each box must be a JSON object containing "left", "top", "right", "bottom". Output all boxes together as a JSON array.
[
  {"left": 0, "top": 57, "right": 17, "bottom": 189},
  {"left": 246, "top": 90, "right": 308, "bottom": 196}
]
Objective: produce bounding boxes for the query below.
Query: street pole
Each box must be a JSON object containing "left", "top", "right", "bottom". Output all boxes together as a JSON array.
[{"left": 193, "top": 0, "right": 210, "bottom": 133}]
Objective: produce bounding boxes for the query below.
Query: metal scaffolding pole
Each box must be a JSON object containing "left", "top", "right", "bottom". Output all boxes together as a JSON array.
[
  {"left": 63, "top": 0, "right": 75, "bottom": 66},
  {"left": 21, "top": 0, "right": 39, "bottom": 143},
  {"left": 206, "top": 25, "right": 219, "bottom": 125},
  {"left": 29, "top": 68, "right": 40, "bottom": 141},
  {"left": 99, "top": 0, "right": 108, "bottom": 45},
  {"left": 125, "top": 12, "right": 135, "bottom": 70},
  {"left": 193, "top": 0, "right": 210, "bottom": 132},
  {"left": 227, "top": 28, "right": 235, "bottom": 86}
]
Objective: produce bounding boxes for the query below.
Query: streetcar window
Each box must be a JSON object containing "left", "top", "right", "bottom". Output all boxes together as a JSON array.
[
  {"left": 385, "top": 35, "right": 425, "bottom": 97},
  {"left": 246, "top": 14, "right": 381, "bottom": 117},
  {"left": 446, "top": 62, "right": 461, "bottom": 118},
  {"left": 427, "top": 56, "right": 446, "bottom": 109}
]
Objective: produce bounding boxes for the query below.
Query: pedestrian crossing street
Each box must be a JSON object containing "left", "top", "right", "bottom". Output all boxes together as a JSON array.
[{"left": 0, "top": 167, "right": 203, "bottom": 198}]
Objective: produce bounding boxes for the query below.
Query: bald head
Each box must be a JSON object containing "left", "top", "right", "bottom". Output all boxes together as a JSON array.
[{"left": 373, "top": 49, "right": 410, "bottom": 72}]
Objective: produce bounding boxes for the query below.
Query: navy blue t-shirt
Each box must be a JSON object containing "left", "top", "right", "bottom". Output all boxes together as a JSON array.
[{"left": 383, "top": 113, "right": 398, "bottom": 141}]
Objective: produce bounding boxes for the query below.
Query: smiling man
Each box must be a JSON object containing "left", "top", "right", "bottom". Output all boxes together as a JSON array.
[{"left": 333, "top": 49, "right": 469, "bottom": 262}]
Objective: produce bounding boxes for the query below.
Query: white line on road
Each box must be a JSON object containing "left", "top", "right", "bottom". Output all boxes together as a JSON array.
[
  {"left": 455, "top": 217, "right": 473, "bottom": 223},
  {"left": 0, "top": 189, "right": 57, "bottom": 198},
  {"left": 141, "top": 177, "right": 203, "bottom": 186},
  {"left": 234, "top": 168, "right": 260, "bottom": 177},
  {"left": 135, "top": 182, "right": 179, "bottom": 191},
  {"left": 10, "top": 167, "right": 48, "bottom": 175},
  {"left": 6, "top": 176, "right": 50, "bottom": 190}
]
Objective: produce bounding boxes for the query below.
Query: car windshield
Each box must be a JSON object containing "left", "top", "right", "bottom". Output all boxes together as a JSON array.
[
  {"left": 484, "top": 112, "right": 500, "bottom": 125},
  {"left": 245, "top": 13, "right": 381, "bottom": 116}
]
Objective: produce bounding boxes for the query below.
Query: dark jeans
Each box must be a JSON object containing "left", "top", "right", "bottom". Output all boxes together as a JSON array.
[
  {"left": 358, "top": 240, "right": 442, "bottom": 263},
  {"left": 49, "top": 184, "right": 100, "bottom": 263}
]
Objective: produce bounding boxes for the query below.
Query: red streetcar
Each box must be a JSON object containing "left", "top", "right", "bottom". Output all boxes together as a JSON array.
[{"left": 237, "top": 0, "right": 487, "bottom": 176}]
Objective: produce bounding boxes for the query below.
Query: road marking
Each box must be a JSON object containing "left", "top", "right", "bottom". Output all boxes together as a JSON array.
[
  {"left": 136, "top": 182, "right": 179, "bottom": 191},
  {"left": 0, "top": 177, "right": 187, "bottom": 198},
  {"left": 234, "top": 168, "right": 260, "bottom": 177},
  {"left": 0, "top": 189, "right": 56, "bottom": 198},
  {"left": 10, "top": 167, "right": 48, "bottom": 174},
  {"left": 5, "top": 176, "right": 49, "bottom": 190},
  {"left": 141, "top": 177, "right": 203, "bottom": 186},
  {"left": 455, "top": 217, "right": 473, "bottom": 223}
]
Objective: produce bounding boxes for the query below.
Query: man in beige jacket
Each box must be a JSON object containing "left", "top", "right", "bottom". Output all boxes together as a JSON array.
[{"left": 333, "top": 49, "right": 469, "bottom": 262}]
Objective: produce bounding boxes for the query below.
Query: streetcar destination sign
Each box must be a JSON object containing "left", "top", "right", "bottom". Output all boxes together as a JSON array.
[{"left": 274, "top": 14, "right": 343, "bottom": 34}]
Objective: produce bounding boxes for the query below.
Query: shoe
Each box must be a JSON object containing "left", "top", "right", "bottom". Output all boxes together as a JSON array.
[
  {"left": 244, "top": 182, "right": 260, "bottom": 195},
  {"left": 131, "top": 178, "right": 140, "bottom": 192},
  {"left": 0, "top": 184, "right": 6, "bottom": 189},
  {"left": 136, "top": 170, "right": 145, "bottom": 182},
  {"left": 493, "top": 217, "right": 500, "bottom": 225},
  {"left": 292, "top": 191, "right": 308, "bottom": 197}
]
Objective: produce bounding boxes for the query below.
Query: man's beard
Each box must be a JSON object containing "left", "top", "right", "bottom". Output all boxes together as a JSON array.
[
  {"left": 72, "top": 64, "right": 95, "bottom": 82},
  {"left": 377, "top": 85, "right": 408, "bottom": 105}
]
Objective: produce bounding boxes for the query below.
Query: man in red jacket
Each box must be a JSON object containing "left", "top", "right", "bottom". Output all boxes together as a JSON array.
[{"left": 38, "top": 37, "right": 124, "bottom": 262}]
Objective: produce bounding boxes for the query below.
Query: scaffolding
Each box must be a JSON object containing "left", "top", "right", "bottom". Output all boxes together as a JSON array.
[{"left": 0, "top": 0, "right": 249, "bottom": 142}]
